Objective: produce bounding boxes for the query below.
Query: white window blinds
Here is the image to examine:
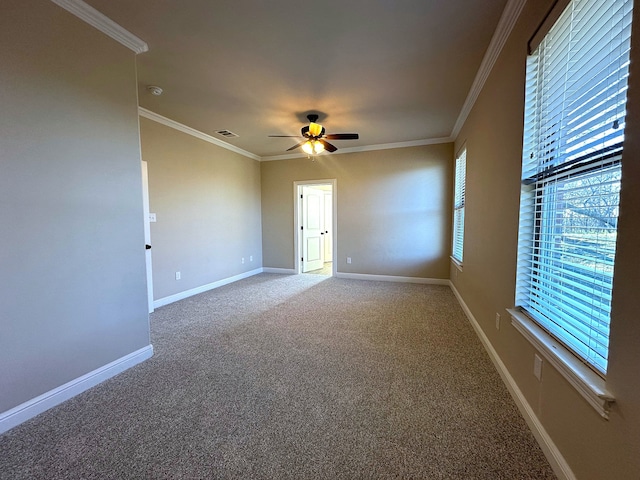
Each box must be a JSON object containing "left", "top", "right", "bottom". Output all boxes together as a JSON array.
[
  {"left": 452, "top": 149, "right": 466, "bottom": 263},
  {"left": 516, "top": 0, "right": 632, "bottom": 375}
]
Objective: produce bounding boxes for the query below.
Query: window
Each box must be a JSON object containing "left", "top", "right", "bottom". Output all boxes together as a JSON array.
[
  {"left": 452, "top": 148, "right": 466, "bottom": 263},
  {"left": 516, "top": 0, "right": 633, "bottom": 375}
]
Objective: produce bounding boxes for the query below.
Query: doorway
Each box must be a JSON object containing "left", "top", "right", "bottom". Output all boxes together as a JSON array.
[{"left": 294, "top": 180, "right": 336, "bottom": 276}]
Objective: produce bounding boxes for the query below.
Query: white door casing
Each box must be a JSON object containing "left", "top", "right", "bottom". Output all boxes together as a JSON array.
[
  {"left": 141, "top": 161, "right": 154, "bottom": 313},
  {"left": 324, "top": 192, "right": 333, "bottom": 260}
]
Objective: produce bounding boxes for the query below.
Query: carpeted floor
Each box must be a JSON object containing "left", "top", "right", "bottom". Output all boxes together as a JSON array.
[{"left": 0, "top": 274, "right": 556, "bottom": 479}]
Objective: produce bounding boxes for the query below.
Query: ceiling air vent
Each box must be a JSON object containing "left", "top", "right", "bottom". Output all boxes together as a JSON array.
[{"left": 215, "top": 129, "right": 239, "bottom": 138}]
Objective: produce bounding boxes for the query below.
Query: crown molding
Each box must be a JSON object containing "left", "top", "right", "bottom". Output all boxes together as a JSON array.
[
  {"left": 139, "top": 107, "right": 262, "bottom": 161},
  {"left": 259, "top": 152, "right": 314, "bottom": 161},
  {"left": 50, "top": 0, "right": 148, "bottom": 54},
  {"left": 260, "top": 137, "right": 454, "bottom": 161},
  {"left": 451, "top": 0, "right": 527, "bottom": 139}
]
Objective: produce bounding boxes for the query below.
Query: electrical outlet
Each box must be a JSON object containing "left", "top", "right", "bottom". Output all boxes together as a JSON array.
[
  {"left": 250, "top": 255, "right": 253, "bottom": 262},
  {"left": 347, "top": 257, "right": 352, "bottom": 264},
  {"left": 175, "top": 271, "right": 181, "bottom": 280},
  {"left": 534, "top": 354, "right": 543, "bottom": 381},
  {"left": 495, "top": 313, "right": 501, "bottom": 330},
  {"left": 242, "top": 257, "right": 245, "bottom": 264}
]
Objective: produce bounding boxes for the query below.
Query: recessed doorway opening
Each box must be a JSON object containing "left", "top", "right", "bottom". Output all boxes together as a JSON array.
[{"left": 294, "top": 180, "right": 336, "bottom": 276}]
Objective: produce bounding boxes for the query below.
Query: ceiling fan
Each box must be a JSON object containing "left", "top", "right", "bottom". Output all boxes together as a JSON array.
[{"left": 269, "top": 114, "right": 359, "bottom": 154}]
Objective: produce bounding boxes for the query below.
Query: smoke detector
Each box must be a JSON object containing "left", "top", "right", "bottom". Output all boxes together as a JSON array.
[{"left": 147, "top": 85, "right": 163, "bottom": 96}]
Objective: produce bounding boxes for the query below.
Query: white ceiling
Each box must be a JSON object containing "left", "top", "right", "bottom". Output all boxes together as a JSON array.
[{"left": 84, "top": 0, "right": 509, "bottom": 159}]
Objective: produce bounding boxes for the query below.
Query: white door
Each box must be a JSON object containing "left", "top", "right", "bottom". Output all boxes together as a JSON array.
[
  {"left": 301, "top": 186, "right": 324, "bottom": 272},
  {"left": 141, "top": 161, "right": 154, "bottom": 313},
  {"left": 323, "top": 192, "right": 333, "bottom": 260}
]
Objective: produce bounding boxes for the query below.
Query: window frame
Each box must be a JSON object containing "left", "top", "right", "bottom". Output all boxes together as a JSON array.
[
  {"left": 451, "top": 147, "right": 467, "bottom": 266},
  {"left": 513, "top": 0, "right": 631, "bottom": 415}
]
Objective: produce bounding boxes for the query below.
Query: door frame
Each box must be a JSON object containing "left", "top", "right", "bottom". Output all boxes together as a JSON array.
[
  {"left": 323, "top": 190, "right": 333, "bottom": 261},
  {"left": 293, "top": 179, "right": 337, "bottom": 275},
  {"left": 141, "top": 160, "right": 154, "bottom": 313}
]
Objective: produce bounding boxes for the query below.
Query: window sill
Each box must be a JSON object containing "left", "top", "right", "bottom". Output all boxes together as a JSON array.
[
  {"left": 507, "top": 308, "right": 614, "bottom": 419},
  {"left": 450, "top": 256, "right": 463, "bottom": 271}
]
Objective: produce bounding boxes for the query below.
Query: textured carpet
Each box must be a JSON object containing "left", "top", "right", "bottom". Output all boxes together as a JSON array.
[{"left": 0, "top": 274, "right": 556, "bottom": 479}]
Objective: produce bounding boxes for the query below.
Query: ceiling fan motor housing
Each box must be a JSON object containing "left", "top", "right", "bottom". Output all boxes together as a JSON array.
[{"left": 301, "top": 124, "right": 325, "bottom": 138}]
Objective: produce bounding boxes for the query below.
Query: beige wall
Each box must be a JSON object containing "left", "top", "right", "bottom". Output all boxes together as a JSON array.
[
  {"left": 451, "top": 1, "right": 640, "bottom": 478},
  {"left": 261, "top": 145, "right": 453, "bottom": 279},
  {"left": 0, "top": 0, "right": 150, "bottom": 412},
  {"left": 140, "top": 118, "right": 262, "bottom": 300}
]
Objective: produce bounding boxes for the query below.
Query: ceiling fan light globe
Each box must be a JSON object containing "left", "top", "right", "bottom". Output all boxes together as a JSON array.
[
  {"left": 301, "top": 141, "right": 314, "bottom": 155},
  {"left": 313, "top": 141, "right": 324, "bottom": 154}
]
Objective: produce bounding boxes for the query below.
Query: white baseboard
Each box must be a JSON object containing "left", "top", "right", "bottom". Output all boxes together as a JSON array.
[
  {"left": 154, "top": 268, "right": 263, "bottom": 308},
  {"left": 0, "top": 344, "right": 153, "bottom": 435},
  {"left": 448, "top": 282, "right": 575, "bottom": 480},
  {"left": 262, "top": 267, "right": 296, "bottom": 274},
  {"left": 335, "top": 272, "right": 450, "bottom": 285}
]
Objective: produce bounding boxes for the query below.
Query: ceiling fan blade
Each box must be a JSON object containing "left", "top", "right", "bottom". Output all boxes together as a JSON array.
[
  {"left": 287, "top": 140, "right": 308, "bottom": 151},
  {"left": 324, "top": 133, "right": 359, "bottom": 140},
  {"left": 318, "top": 139, "right": 337, "bottom": 152},
  {"left": 268, "top": 135, "right": 301, "bottom": 138}
]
